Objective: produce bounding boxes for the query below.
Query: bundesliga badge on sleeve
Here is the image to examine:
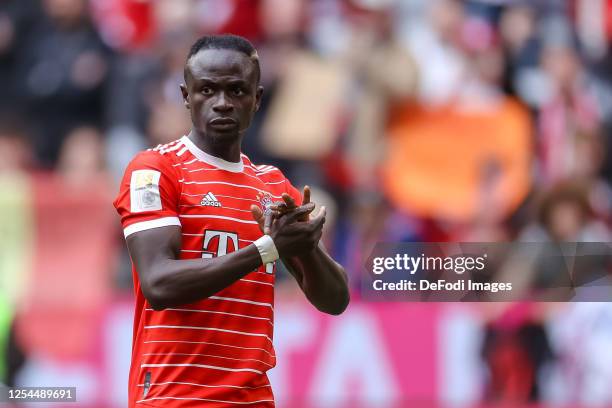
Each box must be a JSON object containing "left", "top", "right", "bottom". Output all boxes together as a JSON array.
[{"left": 130, "top": 169, "right": 162, "bottom": 212}]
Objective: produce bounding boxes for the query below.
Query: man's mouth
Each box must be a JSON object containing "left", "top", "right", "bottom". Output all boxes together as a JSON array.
[{"left": 209, "top": 117, "right": 238, "bottom": 130}]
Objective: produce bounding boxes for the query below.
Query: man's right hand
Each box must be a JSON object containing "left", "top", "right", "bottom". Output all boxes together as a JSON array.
[
  {"left": 250, "top": 201, "right": 326, "bottom": 259},
  {"left": 271, "top": 203, "right": 326, "bottom": 258}
]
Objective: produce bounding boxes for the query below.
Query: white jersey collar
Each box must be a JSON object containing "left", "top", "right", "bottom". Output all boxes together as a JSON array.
[{"left": 180, "top": 135, "right": 244, "bottom": 173}]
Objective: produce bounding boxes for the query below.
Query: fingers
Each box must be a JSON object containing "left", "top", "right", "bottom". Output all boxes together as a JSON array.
[
  {"left": 282, "top": 202, "right": 316, "bottom": 224},
  {"left": 281, "top": 193, "right": 296, "bottom": 209},
  {"left": 250, "top": 204, "right": 263, "bottom": 221},
  {"left": 285, "top": 205, "right": 326, "bottom": 250},
  {"left": 299, "top": 186, "right": 311, "bottom": 221},
  {"left": 254, "top": 193, "right": 319, "bottom": 235},
  {"left": 302, "top": 185, "right": 311, "bottom": 205},
  {"left": 285, "top": 186, "right": 310, "bottom": 208},
  {"left": 311, "top": 205, "right": 326, "bottom": 221},
  {"left": 270, "top": 203, "right": 289, "bottom": 212},
  {"left": 273, "top": 187, "right": 312, "bottom": 220},
  {"left": 251, "top": 205, "right": 266, "bottom": 233},
  {"left": 263, "top": 209, "right": 275, "bottom": 235},
  {"left": 251, "top": 203, "right": 279, "bottom": 235},
  {"left": 285, "top": 205, "right": 325, "bottom": 233},
  {"left": 275, "top": 186, "right": 312, "bottom": 215},
  {"left": 307, "top": 206, "right": 326, "bottom": 249},
  {"left": 310, "top": 205, "right": 326, "bottom": 228}
]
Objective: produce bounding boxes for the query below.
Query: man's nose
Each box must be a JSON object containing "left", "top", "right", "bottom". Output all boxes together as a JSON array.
[{"left": 212, "top": 92, "right": 233, "bottom": 112}]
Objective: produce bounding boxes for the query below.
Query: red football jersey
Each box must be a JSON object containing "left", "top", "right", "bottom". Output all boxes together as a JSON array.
[{"left": 114, "top": 136, "right": 301, "bottom": 407}]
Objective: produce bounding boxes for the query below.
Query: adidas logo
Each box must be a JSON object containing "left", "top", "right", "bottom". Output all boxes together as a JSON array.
[{"left": 200, "top": 192, "right": 222, "bottom": 207}]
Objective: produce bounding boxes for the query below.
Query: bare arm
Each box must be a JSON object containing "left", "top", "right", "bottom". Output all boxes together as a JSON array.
[
  {"left": 126, "top": 226, "right": 263, "bottom": 310},
  {"left": 282, "top": 243, "right": 350, "bottom": 315},
  {"left": 127, "top": 204, "right": 318, "bottom": 311}
]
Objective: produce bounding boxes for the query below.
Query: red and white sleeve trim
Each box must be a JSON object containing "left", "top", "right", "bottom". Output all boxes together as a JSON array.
[{"left": 124, "top": 217, "right": 182, "bottom": 238}]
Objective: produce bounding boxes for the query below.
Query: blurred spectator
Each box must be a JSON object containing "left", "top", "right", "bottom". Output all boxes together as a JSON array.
[
  {"left": 405, "top": 0, "right": 468, "bottom": 106},
  {"left": 571, "top": 0, "right": 612, "bottom": 61},
  {"left": 18, "top": 0, "right": 111, "bottom": 168},
  {"left": 458, "top": 18, "right": 505, "bottom": 108},
  {"left": 499, "top": 5, "right": 542, "bottom": 103},
  {"left": 0, "top": 119, "right": 31, "bottom": 387},
  {"left": 90, "top": 0, "right": 155, "bottom": 51},
  {"left": 341, "top": 191, "right": 422, "bottom": 289},
  {"left": 516, "top": 181, "right": 610, "bottom": 294},
  {"left": 0, "top": 119, "right": 33, "bottom": 310},
  {"left": 547, "top": 302, "right": 612, "bottom": 405},
  {"left": 537, "top": 21, "right": 601, "bottom": 184},
  {"left": 521, "top": 180, "right": 610, "bottom": 242},
  {"left": 0, "top": 118, "right": 33, "bottom": 174},
  {"left": 450, "top": 160, "right": 512, "bottom": 242},
  {"left": 241, "top": 0, "right": 306, "bottom": 172},
  {"left": 261, "top": 51, "right": 344, "bottom": 162},
  {"left": 56, "top": 126, "right": 107, "bottom": 186},
  {"left": 147, "top": 101, "right": 190, "bottom": 146},
  {"left": 342, "top": 7, "right": 418, "bottom": 189},
  {"left": 0, "top": 0, "right": 41, "bottom": 113},
  {"left": 194, "top": 0, "right": 264, "bottom": 41},
  {"left": 482, "top": 304, "right": 553, "bottom": 404}
]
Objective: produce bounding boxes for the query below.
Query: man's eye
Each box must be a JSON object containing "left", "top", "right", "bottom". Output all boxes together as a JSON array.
[
  {"left": 232, "top": 88, "right": 245, "bottom": 96},
  {"left": 202, "top": 87, "right": 213, "bottom": 95}
]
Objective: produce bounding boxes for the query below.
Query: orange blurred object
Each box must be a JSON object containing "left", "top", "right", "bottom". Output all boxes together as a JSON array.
[{"left": 383, "top": 99, "right": 532, "bottom": 221}]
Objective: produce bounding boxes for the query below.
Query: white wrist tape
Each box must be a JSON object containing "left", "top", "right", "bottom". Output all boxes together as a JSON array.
[{"left": 254, "top": 235, "right": 279, "bottom": 264}]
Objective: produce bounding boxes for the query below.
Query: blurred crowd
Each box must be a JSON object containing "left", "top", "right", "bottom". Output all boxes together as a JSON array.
[
  {"left": 1, "top": 0, "right": 612, "bottom": 405},
  {"left": 0, "top": 0, "right": 609, "bottom": 278}
]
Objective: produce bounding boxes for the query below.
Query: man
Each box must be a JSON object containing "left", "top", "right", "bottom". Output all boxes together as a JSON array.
[{"left": 113, "top": 34, "right": 350, "bottom": 407}]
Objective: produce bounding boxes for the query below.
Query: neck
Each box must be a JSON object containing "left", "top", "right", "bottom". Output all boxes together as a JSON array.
[{"left": 188, "top": 129, "right": 242, "bottom": 163}]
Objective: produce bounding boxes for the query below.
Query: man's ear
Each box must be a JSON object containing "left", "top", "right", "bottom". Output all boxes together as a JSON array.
[
  {"left": 254, "top": 85, "right": 264, "bottom": 112},
  {"left": 180, "top": 84, "right": 190, "bottom": 110}
]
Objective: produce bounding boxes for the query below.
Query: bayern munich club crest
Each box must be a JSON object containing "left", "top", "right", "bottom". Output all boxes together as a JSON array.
[{"left": 258, "top": 192, "right": 273, "bottom": 215}]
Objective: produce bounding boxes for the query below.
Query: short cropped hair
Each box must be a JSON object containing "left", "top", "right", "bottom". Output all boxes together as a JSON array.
[{"left": 185, "top": 34, "right": 260, "bottom": 83}]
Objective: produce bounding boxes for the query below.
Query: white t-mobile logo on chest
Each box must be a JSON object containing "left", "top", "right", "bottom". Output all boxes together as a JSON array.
[
  {"left": 201, "top": 230, "right": 238, "bottom": 258},
  {"left": 201, "top": 230, "right": 273, "bottom": 274}
]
